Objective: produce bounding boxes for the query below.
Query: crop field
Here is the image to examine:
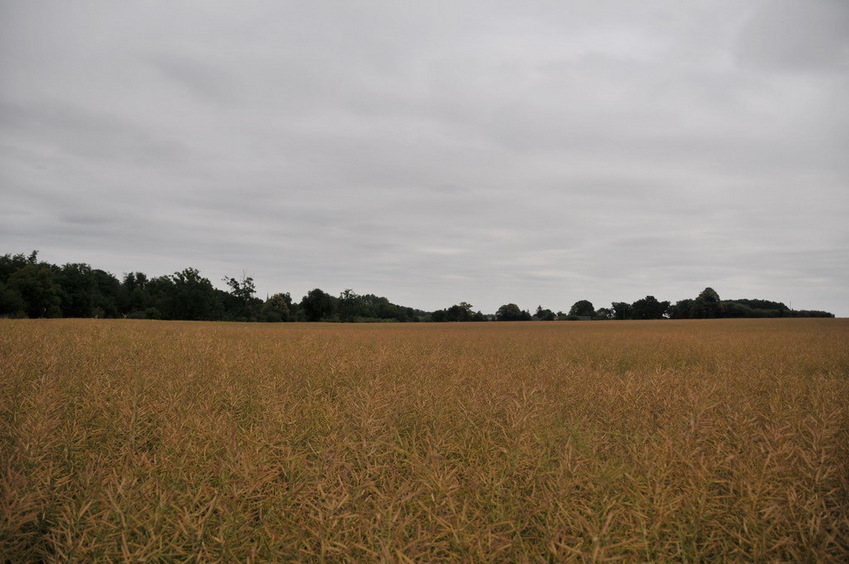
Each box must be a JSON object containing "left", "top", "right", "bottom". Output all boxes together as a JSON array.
[{"left": 1, "top": 318, "right": 848, "bottom": 562}]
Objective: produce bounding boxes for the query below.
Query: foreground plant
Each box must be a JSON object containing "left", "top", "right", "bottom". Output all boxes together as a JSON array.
[{"left": 1, "top": 319, "right": 847, "bottom": 561}]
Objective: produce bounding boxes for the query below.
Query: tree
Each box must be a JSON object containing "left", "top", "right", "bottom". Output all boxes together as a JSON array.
[
  {"left": 720, "top": 298, "right": 790, "bottom": 318},
  {"left": 669, "top": 299, "right": 695, "bottom": 319},
  {"left": 568, "top": 300, "right": 595, "bottom": 318},
  {"left": 534, "top": 306, "right": 556, "bottom": 321},
  {"left": 260, "top": 293, "right": 292, "bottom": 322},
  {"left": 57, "top": 263, "right": 97, "bottom": 317},
  {"left": 338, "top": 289, "right": 362, "bottom": 322},
  {"left": 7, "top": 264, "right": 62, "bottom": 318},
  {"left": 0, "top": 281, "right": 26, "bottom": 317},
  {"left": 301, "top": 288, "right": 336, "bottom": 321},
  {"left": 224, "top": 273, "right": 256, "bottom": 305},
  {"left": 223, "top": 272, "right": 259, "bottom": 320},
  {"left": 790, "top": 309, "right": 833, "bottom": 318},
  {"left": 122, "top": 272, "right": 148, "bottom": 293},
  {"left": 611, "top": 302, "right": 632, "bottom": 320},
  {"left": 431, "top": 302, "right": 471, "bottom": 322},
  {"left": 721, "top": 301, "right": 756, "bottom": 318},
  {"left": 730, "top": 298, "right": 789, "bottom": 312},
  {"left": 630, "top": 295, "right": 670, "bottom": 319},
  {"left": 446, "top": 302, "right": 475, "bottom": 321},
  {"left": 0, "top": 251, "right": 38, "bottom": 284},
  {"left": 693, "top": 287, "right": 721, "bottom": 318},
  {"left": 144, "top": 275, "right": 175, "bottom": 319},
  {"left": 168, "top": 268, "right": 221, "bottom": 320},
  {"left": 91, "top": 269, "right": 121, "bottom": 317},
  {"left": 120, "top": 272, "right": 153, "bottom": 316},
  {"left": 329, "top": 289, "right": 424, "bottom": 322},
  {"left": 595, "top": 307, "right": 614, "bottom": 320},
  {"left": 496, "top": 303, "right": 532, "bottom": 321}
]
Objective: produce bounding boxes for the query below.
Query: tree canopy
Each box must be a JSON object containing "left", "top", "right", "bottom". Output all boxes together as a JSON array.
[
  {"left": 568, "top": 300, "right": 595, "bottom": 318},
  {"left": 0, "top": 251, "right": 835, "bottom": 321},
  {"left": 496, "top": 303, "right": 532, "bottom": 321}
]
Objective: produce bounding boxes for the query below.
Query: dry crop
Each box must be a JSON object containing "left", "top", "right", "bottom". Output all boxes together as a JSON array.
[{"left": 1, "top": 318, "right": 848, "bottom": 562}]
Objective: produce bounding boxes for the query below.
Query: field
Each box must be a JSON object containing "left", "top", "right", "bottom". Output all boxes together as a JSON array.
[{"left": 1, "top": 318, "right": 848, "bottom": 562}]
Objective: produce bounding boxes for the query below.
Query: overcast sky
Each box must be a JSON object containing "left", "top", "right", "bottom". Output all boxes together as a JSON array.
[{"left": 2, "top": 0, "right": 847, "bottom": 316}]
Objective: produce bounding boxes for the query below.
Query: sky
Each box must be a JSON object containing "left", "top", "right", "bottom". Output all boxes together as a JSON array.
[{"left": 1, "top": 0, "right": 847, "bottom": 316}]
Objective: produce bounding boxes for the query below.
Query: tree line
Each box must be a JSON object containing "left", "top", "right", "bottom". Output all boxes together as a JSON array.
[
  {"left": 0, "top": 251, "right": 424, "bottom": 322},
  {"left": 0, "top": 251, "right": 834, "bottom": 321},
  {"left": 508, "top": 288, "right": 832, "bottom": 320}
]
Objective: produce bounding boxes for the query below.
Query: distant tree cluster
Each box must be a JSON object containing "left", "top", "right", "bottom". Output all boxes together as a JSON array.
[
  {"left": 496, "top": 303, "right": 532, "bottom": 321},
  {"left": 489, "top": 297, "right": 673, "bottom": 322},
  {"left": 497, "top": 288, "right": 833, "bottom": 322},
  {"left": 0, "top": 251, "right": 424, "bottom": 322},
  {"left": 0, "top": 252, "right": 835, "bottom": 321},
  {"left": 320, "top": 288, "right": 425, "bottom": 322},
  {"left": 669, "top": 288, "right": 833, "bottom": 319},
  {"left": 430, "top": 302, "right": 487, "bottom": 322}
]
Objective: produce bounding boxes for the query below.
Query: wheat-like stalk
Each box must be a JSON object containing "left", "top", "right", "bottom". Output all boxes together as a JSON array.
[{"left": 1, "top": 318, "right": 847, "bottom": 561}]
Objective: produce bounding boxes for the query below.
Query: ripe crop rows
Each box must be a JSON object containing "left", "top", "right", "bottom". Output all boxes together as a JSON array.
[{"left": 1, "top": 319, "right": 847, "bottom": 561}]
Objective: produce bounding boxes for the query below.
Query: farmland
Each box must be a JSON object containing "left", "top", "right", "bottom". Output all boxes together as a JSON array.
[{"left": 1, "top": 318, "right": 848, "bottom": 561}]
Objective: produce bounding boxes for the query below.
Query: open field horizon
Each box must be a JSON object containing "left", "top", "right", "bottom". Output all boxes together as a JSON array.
[{"left": 2, "top": 318, "right": 848, "bottom": 561}]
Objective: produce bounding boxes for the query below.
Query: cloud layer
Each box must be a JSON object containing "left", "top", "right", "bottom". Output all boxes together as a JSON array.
[{"left": 2, "top": 0, "right": 847, "bottom": 315}]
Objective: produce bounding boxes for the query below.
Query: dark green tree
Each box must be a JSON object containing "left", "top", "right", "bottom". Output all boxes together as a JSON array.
[
  {"left": 720, "top": 301, "right": 757, "bottom": 318},
  {"left": 0, "top": 251, "right": 38, "bottom": 284},
  {"left": 568, "top": 300, "right": 595, "bottom": 318},
  {"left": 630, "top": 295, "right": 670, "bottom": 319},
  {"left": 790, "top": 309, "right": 833, "bottom": 318},
  {"left": 120, "top": 272, "right": 153, "bottom": 316},
  {"left": 0, "top": 281, "right": 26, "bottom": 317},
  {"left": 223, "top": 273, "right": 259, "bottom": 320},
  {"left": 438, "top": 302, "right": 475, "bottom": 322},
  {"left": 534, "top": 306, "right": 556, "bottom": 321},
  {"left": 611, "top": 302, "right": 632, "bottom": 320},
  {"left": 7, "top": 264, "right": 62, "bottom": 318},
  {"left": 301, "top": 288, "right": 336, "bottom": 321},
  {"left": 168, "top": 268, "right": 221, "bottom": 320},
  {"left": 693, "top": 287, "right": 721, "bottom": 318},
  {"left": 496, "top": 303, "right": 532, "bottom": 321},
  {"left": 144, "top": 275, "right": 175, "bottom": 319},
  {"left": 595, "top": 307, "right": 614, "bottom": 320},
  {"left": 224, "top": 273, "right": 256, "bottom": 304},
  {"left": 730, "top": 298, "right": 789, "bottom": 312},
  {"left": 57, "top": 263, "right": 97, "bottom": 317},
  {"left": 91, "top": 269, "right": 121, "bottom": 317},
  {"left": 669, "top": 298, "right": 695, "bottom": 319},
  {"left": 337, "top": 289, "right": 362, "bottom": 322},
  {"left": 260, "top": 292, "right": 292, "bottom": 322}
]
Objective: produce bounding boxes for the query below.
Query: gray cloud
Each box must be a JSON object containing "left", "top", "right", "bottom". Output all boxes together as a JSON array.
[
  {"left": 735, "top": 0, "right": 849, "bottom": 73},
  {"left": 1, "top": 0, "right": 847, "bottom": 315}
]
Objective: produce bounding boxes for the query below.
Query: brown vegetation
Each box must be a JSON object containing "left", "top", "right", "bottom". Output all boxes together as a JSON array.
[{"left": 2, "top": 318, "right": 848, "bottom": 561}]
